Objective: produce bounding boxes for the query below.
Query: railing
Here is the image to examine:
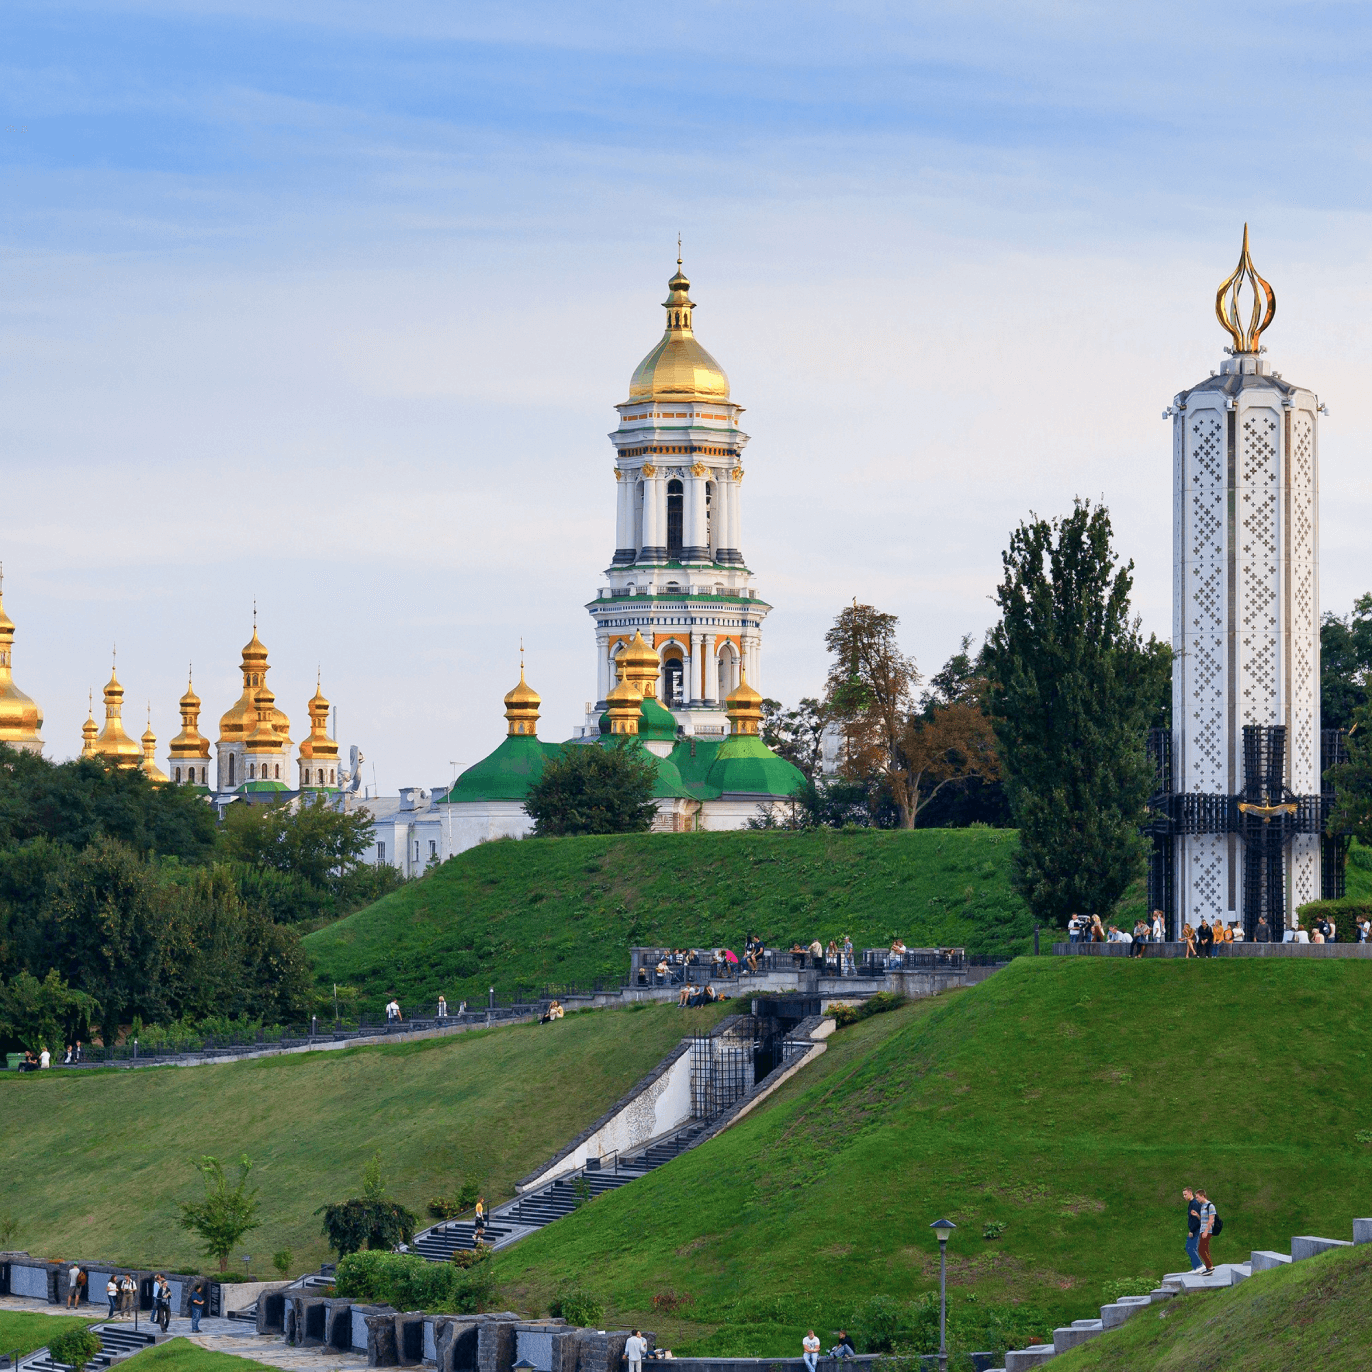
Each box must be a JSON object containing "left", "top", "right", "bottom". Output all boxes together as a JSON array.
[
  {"left": 629, "top": 947, "right": 780, "bottom": 986},
  {"left": 860, "top": 947, "right": 967, "bottom": 973}
]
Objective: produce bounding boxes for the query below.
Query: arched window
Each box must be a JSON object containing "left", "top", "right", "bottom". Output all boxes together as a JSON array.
[
  {"left": 174, "top": 767, "right": 182, "bottom": 784},
  {"left": 275, "top": 764, "right": 280, "bottom": 779},
  {"left": 316, "top": 769, "right": 323, "bottom": 784},
  {"left": 664, "top": 657, "right": 685, "bottom": 706},
  {"left": 666, "top": 478, "right": 683, "bottom": 553},
  {"left": 330, "top": 769, "right": 335, "bottom": 784},
  {"left": 248, "top": 763, "right": 256, "bottom": 779},
  {"left": 228, "top": 754, "right": 235, "bottom": 785}
]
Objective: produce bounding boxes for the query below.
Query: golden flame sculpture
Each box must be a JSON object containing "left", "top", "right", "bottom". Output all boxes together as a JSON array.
[{"left": 1215, "top": 224, "right": 1276, "bottom": 353}]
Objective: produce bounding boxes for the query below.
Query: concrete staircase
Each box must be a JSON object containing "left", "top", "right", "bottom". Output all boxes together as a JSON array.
[
  {"left": 22, "top": 1323, "right": 158, "bottom": 1372},
  {"left": 990, "top": 1217, "right": 1371, "bottom": 1370},
  {"left": 411, "top": 1121, "right": 709, "bottom": 1260}
]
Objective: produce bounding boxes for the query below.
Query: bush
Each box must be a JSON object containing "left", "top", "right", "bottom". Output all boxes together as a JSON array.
[
  {"left": 831, "top": 992, "right": 906, "bottom": 1029},
  {"left": 428, "top": 1181, "right": 481, "bottom": 1220},
  {"left": 851, "top": 1294, "right": 905, "bottom": 1352},
  {"left": 1101, "top": 1276, "right": 1157, "bottom": 1303},
  {"left": 272, "top": 1249, "right": 293, "bottom": 1279},
  {"left": 47, "top": 1329, "right": 103, "bottom": 1372},
  {"left": 982, "top": 1221, "right": 1006, "bottom": 1240},
  {"left": 548, "top": 1289, "right": 604, "bottom": 1327},
  {"left": 335, "top": 1249, "right": 492, "bottom": 1314}
]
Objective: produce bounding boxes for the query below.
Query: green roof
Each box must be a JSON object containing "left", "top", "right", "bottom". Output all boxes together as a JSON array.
[
  {"left": 439, "top": 734, "right": 560, "bottom": 803},
  {"left": 702, "top": 733, "right": 805, "bottom": 798},
  {"left": 238, "top": 779, "right": 292, "bottom": 794},
  {"left": 638, "top": 696, "right": 679, "bottom": 742}
]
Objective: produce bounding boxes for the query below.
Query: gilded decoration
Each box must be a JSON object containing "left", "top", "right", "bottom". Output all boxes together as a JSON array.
[
  {"left": 690, "top": 461, "right": 707, "bottom": 477},
  {"left": 625, "top": 257, "right": 731, "bottom": 402},
  {"left": 642, "top": 463, "right": 657, "bottom": 478},
  {"left": 614, "top": 468, "right": 623, "bottom": 481},
  {"left": 1215, "top": 224, "right": 1276, "bottom": 354}
]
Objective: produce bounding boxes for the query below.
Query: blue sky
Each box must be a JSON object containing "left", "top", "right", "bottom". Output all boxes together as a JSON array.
[{"left": 4, "top": 1, "right": 1372, "bottom": 790}]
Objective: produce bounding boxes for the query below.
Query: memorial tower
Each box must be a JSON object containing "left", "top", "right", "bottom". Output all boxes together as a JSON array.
[{"left": 1155, "top": 227, "right": 1335, "bottom": 937}]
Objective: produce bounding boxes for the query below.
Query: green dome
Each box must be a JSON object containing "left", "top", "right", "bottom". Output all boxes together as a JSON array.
[
  {"left": 704, "top": 734, "right": 805, "bottom": 798},
  {"left": 441, "top": 734, "right": 558, "bottom": 803},
  {"left": 238, "top": 779, "right": 292, "bottom": 794},
  {"left": 639, "top": 696, "right": 679, "bottom": 742}
]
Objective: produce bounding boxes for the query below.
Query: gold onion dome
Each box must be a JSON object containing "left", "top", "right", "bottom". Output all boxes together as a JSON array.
[
  {"left": 1215, "top": 223, "right": 1276, "bottom": 354},
  {"left": 725, "top": 666, "right": 764, "bottom": 736},
  {"left": 604, "top": 662, "right": 644, "bottom": 736},
  {"left": 0, "top": 566, "right": 44, "bottom": 753},
  {"left": 300, "top": 678, "right": 337, "bottom": 755},
  {"left": 504, "top": 662, "right": 541, "bottom": 737},
  {"left": 219, "top": 622, "right": 291, "bottom": 745},
  {"left": 617, "top": 630, "right": 662, "bottom": 698},
  {"left": 92, "top": 663, "right": 143, "bottom": 768},
  {"left": 246, "top": 683, "right": 284, "bottom": 752},
  {"left": 80, "top": 693, "right": 98, "bottom": 757},
  {"left": 169, "top": 672, "right": 210, "bottom": 760},
  {"left": 141, "top": 710, "right": 169, "bottom": 783},
  {"left": 627, "top": 256, "right": 730, "bottom": 401}
]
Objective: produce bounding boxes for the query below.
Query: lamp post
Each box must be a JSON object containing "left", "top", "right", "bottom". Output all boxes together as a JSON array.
[{"left": 929, "top": 1219, "right": 957, "bottom": 1372}]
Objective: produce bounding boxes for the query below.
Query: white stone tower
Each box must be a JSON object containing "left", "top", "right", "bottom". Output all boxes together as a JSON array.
[
  {"left": 1161, "top": 228, "right": 1325, "bottom": 936},
  {"left": 583, "top": 254, "right": 771, "bottom": 738}
]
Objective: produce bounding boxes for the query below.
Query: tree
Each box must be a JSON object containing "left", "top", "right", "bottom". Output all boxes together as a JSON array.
[
  {"left": 897, "top": 697, "right": 1001, "bottom": 827},
  {"left": 316, "top": 1152, "right": 419, "bottom": 1258},
  {"left": 1326, "top": 695, "right": 1372, "bottom": 843},
  {"left": 984, "top": 501, "right": 1171, "bottom": 926},
  {"left": 176, "top": 1155, "right": 262, "bottom": 1272},
  {"left": 823, "top": 602, "right": 922, "bottom": 825},
  {"left": 522, "top": 743, "right": 659, "bottom": 837},
  {"left": 0, "top": 968, "right": 98, "bottom": 1052},
  {"left": 220, "top": 794, "right": 375, "bottom": 888},
  {"left": 1321, "top": 593, "right": 1372, "bottom": 733},
  {"left": 759, "top": 697, "right": 831, "bottom": 781},
  {"left": 48, "top": 1329, "right": 102, "bottom": 1372}
]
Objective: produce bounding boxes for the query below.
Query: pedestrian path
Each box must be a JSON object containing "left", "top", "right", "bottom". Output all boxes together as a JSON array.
[{"left": 989, "top": 1217, "right": 1370, "bottom": 1369}]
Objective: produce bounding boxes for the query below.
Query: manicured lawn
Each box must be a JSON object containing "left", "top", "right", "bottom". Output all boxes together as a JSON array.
[
  {"left": 304, "top": 828, "right": 1031, "bottom": 1012},
  {"left": 0, "top": 1310, "right": 99, "bottom": 1358},
  {"left": 0, "top": 1001, "right": 727, "bottom": 1273},
  {"left": 490, "top": 957, "right": 1372, "bottom": 1365},
  {"left": 110, "top": 1338, "right": 271, "bottom": 1372},
  {"left": 1051, "top": 1242, "right": 1372, "bottom": 1371}
]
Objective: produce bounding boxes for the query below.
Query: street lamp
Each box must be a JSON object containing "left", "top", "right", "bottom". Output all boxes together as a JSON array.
[{"left": 929, "top": 1219, "right": 957, "bottom": 1372}]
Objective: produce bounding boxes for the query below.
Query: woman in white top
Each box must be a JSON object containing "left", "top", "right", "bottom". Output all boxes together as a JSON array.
[{"left": 1151, "top": 911, "right": 1164, "bottom": 942}]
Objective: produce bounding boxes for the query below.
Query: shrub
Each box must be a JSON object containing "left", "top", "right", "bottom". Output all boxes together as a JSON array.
[
  {"left": 982, "top": 1221, "right": 1006, "bottom": 1240},
  {"left": 851, "top": 1294, "right": 905, "bottom": 1352},
  {"left": 335, "top": 1248, "right": 493, "bottom": 1314},
  {"left": 272, "top": 1249, "right": 293, "bottom": 1279},
  {"left": 831, "top": 992, "right": 906, "bottom": 1029},
  {"left": 549, "top": 1289, "right": 604, "bottom": 1327},
  {"left": 429, "top": 1181, "right": 481, "bottom": 1219},
  {"left": 48, "top": 1330, "right": 102, "bottom": 1372}
]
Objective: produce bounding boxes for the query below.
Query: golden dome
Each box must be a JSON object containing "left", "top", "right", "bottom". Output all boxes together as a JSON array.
[
  {"left": 627, "top": 260, "right": 730, "bottom": 402},
  {"left": 92, "top": 664, "right": 143, "bottom": 768},
  {"left": 299, "top": 677, "right": 338, "bottom": 761},
  {"left": 169, "top": 670, "right": 211, "bottom": 761},
  {"left": 604, "top": 661, "right": 643, "bottom": 736},
  {"left": 219, "top": 622, "right": 291, "bottom": 746},
  {"left": 80, "top": 692, "right": 98, "bottom": 757},
  {"left": 504, "top": 663, "right": 541, "bottom": 738},
  {"left": 725, "top": 665, "right": 764, "bottom": 736},
  {"left": 0, "top": 566, "right": 44, "bottom": 753},
  {"left": 617, "top": 630, "right": 662, "bottom": 699},
  {"left": 141, "top": 710, "right": 169, "bottom": 783},
  {"left": 245, "top": 684, "right": 285, "bottom": 754}
]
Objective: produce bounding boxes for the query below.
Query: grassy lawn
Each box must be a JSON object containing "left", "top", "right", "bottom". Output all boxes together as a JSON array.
[
  {"left": 111, "top": 1339, "right": 272, "bottom": 1372},
  {"left": 490, "top": 957, "right": 1372, "bottom": 1363},
  {"left": 0, "top": 1310, "right": 99, "bottom": 1358},
  {"left": 304, "top": 828, "right": 1031, "bottom": 1012},
  {"left": 1051, "top": 1242, "right": 1372, "bottom": 1371},
  {"left": 0, "top": 1001, "right": 727, "bottom": 1273}
]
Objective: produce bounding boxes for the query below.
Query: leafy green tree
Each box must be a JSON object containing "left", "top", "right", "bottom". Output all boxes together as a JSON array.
[
  {"left": 984, "top": 501, "right": 1171, "bottom": 926},
  {"left": 0, "top": 744, "right": 216, "bottom": 860},
  {"left": 0, "top": 968, "right": 98, "bottom": 1052},
  {"left": 523, "top": 743, "right": 658, "bottom": 837},
  {"left": 176, "top": 1154, "right": 262, "bottom": 1272},
  {"left": 1326, "top": 695, "right": 1372, "bottom": 843},
  {"left": 1321, "top": 593, "right": 1372, "bottom": 732},
  {"left": 316, "top": 1153, "right": 419, "bottom": 1258},
  {"left": 219, "top": 794, "right": 375, "bottom": 888},
  {"left": 759, "top": 697, "right": 831, "bottom": 781},
  {"left": 272, "top": 1249, "right": 293, "bottom": 1279}
]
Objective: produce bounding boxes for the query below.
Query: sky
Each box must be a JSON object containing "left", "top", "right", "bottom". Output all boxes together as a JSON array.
[{"left": 3, "top": 1, "right": 1372, "bottom": 793}]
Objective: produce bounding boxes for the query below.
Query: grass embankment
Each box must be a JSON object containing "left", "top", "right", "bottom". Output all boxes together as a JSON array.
[
  {"left": 304, "top": 828, "right": 1030, "bottom": 1012},
  {"left": 1052, "top": 1242, "right": 1372, "bottom": 1371},
  {"left": 490, "top": 958, "right": 1372, "bottom": 1360},
  {"left": 107, "top": 1341, "right": 265, "bottom": 1372},
  {"left": 0, "top": 1312, "right": 98, "bottom": 1359},
  {"left": 0, "top": 1001, "right": 727, "bottom": 1273}
]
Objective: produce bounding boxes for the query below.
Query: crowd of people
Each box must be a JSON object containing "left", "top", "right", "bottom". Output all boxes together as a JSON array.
[{"left": 1069, "top": 908, "right": 1371, "bottom": 953}]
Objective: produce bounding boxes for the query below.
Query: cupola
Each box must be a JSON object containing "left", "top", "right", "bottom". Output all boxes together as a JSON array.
[
  {"left": 0, "top": 565, "right": 44, "bottom": 754},
  {"left": 626, "top": 255, "right": 730, "bottom": 402}
]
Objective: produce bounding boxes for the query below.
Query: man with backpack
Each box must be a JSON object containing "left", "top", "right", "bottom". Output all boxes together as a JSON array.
[
  {"left": 1183, "top": 1187, "right": 1202, "bottom": 1272},
  {"left": 1196, "top": 1187, "right": 1220, "bottom": 1274}
]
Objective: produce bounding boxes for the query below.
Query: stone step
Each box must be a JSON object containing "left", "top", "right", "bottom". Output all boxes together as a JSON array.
[
  {"left": 1355, "top": 1219, "right": 1372, "bottom": 1245},
  {"left": 1053, "top": 1321, "right": 1102, "bottom": 1353},
  {"left": 1100, "top": 1296, "right": 1152, "bottom": 1329},
  {"left": 1249, "top": 1250, "right": 1291, "bottom": 1273},
  {"left": 1291, "top": 1236, "right": 1353, "bottom": 1261},
  {"left": 1004, "top": 1347, "right": 1057, "bottom": 1370}
]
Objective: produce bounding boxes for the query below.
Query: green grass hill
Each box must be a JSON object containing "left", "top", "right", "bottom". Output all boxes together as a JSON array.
[
  {"left": 0, "top": 1001, "right": 726, "bottom": 1273},
  {"left": 303, "top": 828, "right": 1031, "bottom": 1012},
  {"left": 488, "top": 957, "right": 1372, "bottom": 1362},
  {"left": 1051, "top": 1241, "right": 1372, "bottom": 1371}
]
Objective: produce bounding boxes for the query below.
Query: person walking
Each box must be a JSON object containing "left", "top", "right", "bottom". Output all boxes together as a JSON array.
[
  {"left": 385, "top": 996, "right": 401, "bottom": 1026},
  {"left": 39, "top": 1046, "right": 50, "bottom": 1069},
  {"left": 437, "top": 995, "right": 448, "bottom": 1019},
  {"left": 189, "top": 1283, "right": 206, "bottom": 1333},
  {"left": 68, "top": 1265, "right": 82, "bottom": 1308},
  {"left": 155, "top": 1275, "right": 171, "bottom": 1332},
  {"left": 474, "top": 1197, "right": 486, "bottom": 1240},
  {"left": 121, "top": 1273, "right": 136, "bottom": 1318},
  {"left": 106, "top": 1276, "right": 119, "bottom": 1319},
  {"left": 1183, "top": 1187, "right": 1202, "bottom": 1273},
  {"left": 1196, "top": 1188, "right": 1217, "bottom": 1274},
  {"left": 802, "top": 1331, "right": 821, "bottom": 1372},
  {"left": 625, "top": 1329, "right": 647, "bottom": 1372}
]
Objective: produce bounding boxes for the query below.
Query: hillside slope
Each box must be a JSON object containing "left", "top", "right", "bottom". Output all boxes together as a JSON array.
[
  {"left": 0, "top": 1001, "right": 726, "bottom": 1272},
  {"left": 489, "top": 958, "right": 1372, "bottom": 1361},
  {"left": 304, "top": 828, "right": 1030, "bottom": 1010},
  {"left": 1052, "top": 1242, "right": 1372, "bottom": 1371}
]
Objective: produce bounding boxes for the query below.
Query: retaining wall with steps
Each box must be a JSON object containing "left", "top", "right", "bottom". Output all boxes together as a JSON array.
[{"left": 991, "top": 1215, "right": 1372, "bottom": 1369}]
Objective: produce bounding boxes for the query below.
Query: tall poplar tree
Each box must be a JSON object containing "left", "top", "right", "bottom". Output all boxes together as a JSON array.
[{"left": 985, "top": 501, "right": 1171, "bottom": 925}]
